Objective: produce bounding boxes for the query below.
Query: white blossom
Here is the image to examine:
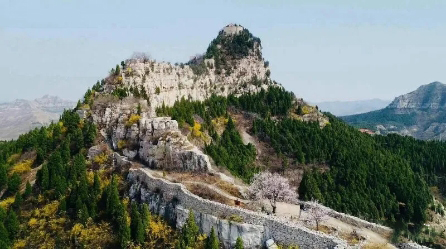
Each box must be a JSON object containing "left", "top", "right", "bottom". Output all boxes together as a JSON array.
[
  {"left": 305, "top": 199, "right": 329, "bottom": 231},
  {"left": 248, "top": 172, "right": 298, "bottom": 213}
]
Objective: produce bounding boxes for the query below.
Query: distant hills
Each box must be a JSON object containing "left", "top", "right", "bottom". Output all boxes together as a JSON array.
[
  {"left": 315, "top": 99, "right": 390, "bottom": 116},
  {"left": 0, "top": 95, "right": 75, "bottom": 140},
  {"left": 342, "top": 81, "right": 446, "bottom": 140}
]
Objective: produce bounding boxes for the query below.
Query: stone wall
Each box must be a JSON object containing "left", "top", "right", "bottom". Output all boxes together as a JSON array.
[
  {"left": 297, "top": 201, "right": 393, "bottom": 236},
  {"left": 397, "top": 243, "right": 431, "bottom": 249},
  {"left": 128, "top": 168, "right": 348, "bottom": 249}
]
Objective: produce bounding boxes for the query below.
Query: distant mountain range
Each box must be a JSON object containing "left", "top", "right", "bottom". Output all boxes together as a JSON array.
[
  {"left": 0, "top": 95, "right": 75, "bottom": 140},
  {"left": 315, "top": 99, "right": 391, "bottom": 116},
  {"left": 342, "top": 81, "right": 446, "bottom": 140}
]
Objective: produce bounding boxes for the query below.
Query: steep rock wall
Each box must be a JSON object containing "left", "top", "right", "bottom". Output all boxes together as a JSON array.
[
  {"left": 91, "top": 98, "right": 211, "bottom": 172},
  {"left": 128, "top": 168, "right": 348, "bottom": 249}
]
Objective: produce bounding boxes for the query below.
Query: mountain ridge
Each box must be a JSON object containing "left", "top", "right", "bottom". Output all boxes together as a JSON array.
[
  {"left": 0, "top": 95, "right": 75, "bottom": 140},
  {"left": 342, "top": 81, "right": 446, "bottom": 140}
]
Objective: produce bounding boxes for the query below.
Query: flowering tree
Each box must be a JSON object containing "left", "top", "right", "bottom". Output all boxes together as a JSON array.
[
  {"left": 248, "top": 172, "right": 297, "bottom": 214},
  {"left": 305, "top": 199, "right": 329, "bottom": 231}
]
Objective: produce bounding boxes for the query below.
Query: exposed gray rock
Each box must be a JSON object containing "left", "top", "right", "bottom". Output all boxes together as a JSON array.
[
  {"left": 128, "top": 168, "right": 348, "bottom": 249},
  {"left": 87, "top": 145, "right": 103, "bottom": 160},
  {"left": 388, "top": 82, "right": 446, "bottom": 109},
  {"left": 91, "top": 99, "right": 212, "bottom": 172}
]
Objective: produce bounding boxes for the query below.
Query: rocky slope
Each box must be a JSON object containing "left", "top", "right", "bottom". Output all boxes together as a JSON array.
[
  {"left": 342, "top": 81, "right": 446, "bottom": 140},
  {"left": 86, "top": 24, "right": 327, "bottom": 174},
  {"left": 0, "top": 95, "right": 75, "bottom": 140}
]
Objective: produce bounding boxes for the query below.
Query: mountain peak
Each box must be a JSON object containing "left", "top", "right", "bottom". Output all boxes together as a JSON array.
[{"left": 387, "top": 82, "right": 446, "bottom": 109}]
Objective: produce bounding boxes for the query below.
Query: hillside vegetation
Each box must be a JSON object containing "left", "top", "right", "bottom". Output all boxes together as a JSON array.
[
  {"left": 1, "top": 25, "right": 445, "bottom": 248},
  {"left": 157, "top": 87, "right": 446, "bottom": 246}
]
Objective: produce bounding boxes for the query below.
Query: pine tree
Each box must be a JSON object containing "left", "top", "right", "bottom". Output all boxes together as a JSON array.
[
  {"left": 80, "top": 204, "right": 89, "bottom": 225},
  {"left": 41, "top": 164, "right": 50, "bottom": 190},
  {"left": 4, "top": 210, "right": 19, "bottom": 240},
  {"left": 12, "top": 191, "right": 22, "bottom": 211},
  {"left": 0, "top": 164, "right": 7, "bottom": 190},
  {"left": 205, "top": 227, "right": 219, "bottom": 249},
  {"left": 7, "top": 173, "right": 21, "bottom": 194},
  {"left": 141, "top": 203, "right": 151, "bottom": 231},
  {"left": 61, "top": 141, "right": 71, "bottom": 164},
  {"left": 106, "top": 176, "right": 121, "bottom": 224},
  {"left": 235, "top": 237, "right": 244, "bottom": 249},
  {"left": 118, "top": 205, "right": 130, "bottom": 249},
  {"left": 23, "top": 181, "right": 32, "bottom": 198},
  {"left": 0, "top": 207, "right": 6, "bottom": 221},
  {"left": 0, "top": 222, "right": 9, "bottom": 246},
  {"left": 35, "top": 147, "right": 45, "bottom": 165},
  {"left": 130, "top": 203, "right": 145, "bottom": 244},
  {"left": 59, "top": 198, "right": 67, "bottom": 213},
  {"left": 178, "top": 210, "right": 199, "bottom": 249},
  {"left": 92, "top": 172, "right": 101, "bottom": 199}
]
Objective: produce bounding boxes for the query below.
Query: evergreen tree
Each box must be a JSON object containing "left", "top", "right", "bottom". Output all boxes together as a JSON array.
[
  {"left": 106, "top": 176, "right": 122, "bottom": 224},
  {"left": 60, "top": 140, "right": 71, "bottom": 163},
  {"left": 0, "top": 207, "right": 6, "bottom": 222},
  {"left": 178, "top": 210, "right": 199, "bottom": 249},
  {"left": 130, "top": 203, "right": 145, "bottom": 245},
  {"left": 0, "top": 164, "right": 7, "bottom": 190},
  {"left": 35, "top": 147, "right": 45, "bottom": 165},
  {"left": 205, "top": 227, "right": 219, "bottom": 249},
  {"left": 41, "top": 164, "right": 50, "bottom": 190},
  {"left": 92, "top": 171, "right": 101, "bottom": 199},
  {"left": 0, "top": 222, "right": 9, "bottom": 246},
  {"left": 12, "top": 191, "right": 23, "bottom": 211},
  {"left": 235, "top": 237, "right": 244, "bottom": 249},
  {"left": 118, "top": 205, "right": 130, "bottom": 249},
  {"left": 59, "top": 198, "right": 67, "bottom": 213},
  {"left": 141, "top": 203, "right": 151, "bottom": 232},
  {"left": 24, "top": 180, "right": 32, "bottom": 198},
  {"left": 7, "top": 173, "right": 21, "bottom": 194},
  {"left": 4, "top": 210, "right": 19, "bottom": 240},
  {"left": 79, "top": 204, "right": 89, "bottom": 225}
]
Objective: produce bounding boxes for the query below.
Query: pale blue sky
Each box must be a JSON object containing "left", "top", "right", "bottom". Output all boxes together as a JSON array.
[{"left": 2, "top": 0, "right": 446, "bottom": 102}]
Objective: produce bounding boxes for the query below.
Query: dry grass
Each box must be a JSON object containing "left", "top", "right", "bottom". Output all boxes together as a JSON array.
[
  {"left": 168, "top": 172, "right": 243, "bottom": 199},
  {"left": 186, "top": 183, "right": 233, "bottom": 206},
  {"left": 362, "top": 243, "right": 393, "bottom": 249},
  {"left": 214, "top": 180, "right": 243, "bottom": 199}
]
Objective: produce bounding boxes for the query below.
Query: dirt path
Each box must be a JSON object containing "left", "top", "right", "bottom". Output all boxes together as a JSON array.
[
  {"left": 276, "top": 202, "right": 395, "bottom": 248},
  {"left": 140, "top": 167, "right": 395, "bottom": 247}
]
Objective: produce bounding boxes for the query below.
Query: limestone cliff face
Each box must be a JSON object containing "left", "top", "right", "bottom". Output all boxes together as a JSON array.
[
  {"left": 91, "top": 97, "right": 212, "bottom": 171},
  {"left": 89, "top": 24, "right": 326, "bottom": 172},
  {"left": 343, "top": 81, "right": 446, "bottom": 140},
  {"left": 103, "top": 25, "right": 274, "bottom": 115},
  {"left": 387, "top": 81, "right": 446, "bottom": 109}
]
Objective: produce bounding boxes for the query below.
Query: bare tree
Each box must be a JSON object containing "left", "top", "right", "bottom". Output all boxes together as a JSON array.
[
  {"left": 130, "top": 52, "right": 151, "bottom": 63},
  {"left": 305, "top": 199, "right": 329, "bottom": 231},
  {"left": 248, "top": 172, "right": 297, "bottom": 214}
]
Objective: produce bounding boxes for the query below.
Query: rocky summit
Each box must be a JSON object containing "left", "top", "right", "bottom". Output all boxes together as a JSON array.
[
  {"left": 1, "top": 24, "right": 437, "bottom": 249},
  {"left": 83, "top": 24, "right": 326, "bottom": 173},
  {"left": 342, "top": 81, "right": 446, "bottom": 140}
]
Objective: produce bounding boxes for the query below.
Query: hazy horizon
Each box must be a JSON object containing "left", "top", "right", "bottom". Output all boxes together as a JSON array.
[{"left": 3, "top": 1, "right": 446, "bottom": 103}]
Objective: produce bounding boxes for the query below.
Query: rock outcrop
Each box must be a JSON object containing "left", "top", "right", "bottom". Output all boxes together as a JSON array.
[
  {"left": 103, "top": 26, "right": 273, "bottom": 115},
  {"left": 91, "top": 97, "right": 212, "bottom": 172},
  {"left": 342, "top": 81, "right": 446, "bottom": 140},
  {"left": 387, "top": 81, "right": 446, "bottom": 109}
]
